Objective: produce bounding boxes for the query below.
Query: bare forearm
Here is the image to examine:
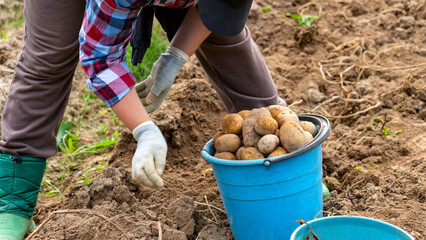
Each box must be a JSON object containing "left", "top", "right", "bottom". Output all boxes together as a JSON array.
[
  {"left": 111, "top": 88, "right": 151, "bottom": 131},
  {"left": 170, "top": 6, "right": 211, "bottom": 56}
]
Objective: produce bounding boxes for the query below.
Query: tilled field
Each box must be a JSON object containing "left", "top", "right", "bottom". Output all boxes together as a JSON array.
[{"left": 0, "top": 0, "right": 425, "bottom": 239}]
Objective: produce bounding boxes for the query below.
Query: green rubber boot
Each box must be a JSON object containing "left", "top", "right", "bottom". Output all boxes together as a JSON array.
[
  {"left": 0, "top": 214, "right": 35, "bottom": 240},
  {"left": 0, "top": 154, "right": 46, "bottom": 239}
]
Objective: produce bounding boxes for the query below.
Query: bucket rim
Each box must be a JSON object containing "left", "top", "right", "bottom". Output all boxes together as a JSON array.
[
  {"left": 290, "top": 216, "right": 415, "bottom": 240},
  {"left": 201, "top": 114, "right": 331, "bottom": 166}
]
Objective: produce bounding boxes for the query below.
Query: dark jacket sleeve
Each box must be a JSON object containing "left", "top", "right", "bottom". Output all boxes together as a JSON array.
[
  {"left": 154, "top": 7, "right": 188, "bottom": 42},
  {"left": 130, "top": 6, "right": 155, "bottom": 66},
  {"left": 130, "top": 7, "right": 189, "bottom": 66}
]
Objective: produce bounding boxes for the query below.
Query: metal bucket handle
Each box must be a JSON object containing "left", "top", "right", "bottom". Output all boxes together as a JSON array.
[{"left": 262, "top": 114, "right": 331, "bottom": 167}]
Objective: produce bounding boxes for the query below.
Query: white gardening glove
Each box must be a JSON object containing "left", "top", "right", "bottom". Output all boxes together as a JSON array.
[
  {"left": 132, "top": 121, "right": 167, "bottom": 189},
  {"left": 135, "top": 46, "right": 189, "bottom": 113}
]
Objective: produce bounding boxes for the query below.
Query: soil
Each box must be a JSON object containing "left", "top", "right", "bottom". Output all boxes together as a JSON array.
[{"left": 0, "top": 0, "right": 425, "bottom": 239}]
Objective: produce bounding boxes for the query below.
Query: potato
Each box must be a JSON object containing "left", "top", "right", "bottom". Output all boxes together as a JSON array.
[
  {"left": 267, "top": 147, "right": 287, "bottom": 158},
  {"left": 235, "top": 146, "right": 246, "bottom": 160},
  {"left": 222, "top": 114, "right": 244, "bottom": 134},
  {"left": 279, "top": 121, "right": 309, "bottom": 153},
  {"left": 238, "top": 110, "right": 250, "bottom": 120},
  {"left": 215, "top": 134, "right": 241, "bottom": 153},
  {"left": 212, "top": 130, "right": 225, "bottom": 144},
  {"left": 276, "top": 112, "right": 299, "bottom": 127},
  {"left": 304, "top": 131, "right": 313, "bottom": 141},
  {"left": 258, "top": 134, "right": 280, "bottom": 154},
  {"left": 242, "top": 108, "right": 272, "bottom": 147},
  {"left": 267, "top": 105, "right": 294, "bottom": 120},
  {"left": 238, "top": 147, "right": 264, "bottom": 160},
  {"left": 255, "top": 117, "right": 278, "bottom": 135},
  {"left": 282, "top": 107, "right": 295, "bottom": 115},
  {"left": 299, "top": 121, "right": 318, "bottom": 137},
  {"left": 214, "top": 152, "right": 236, "bottom": 160},
  {"left": 266, "top": 105, "right": 286, "bottom": 120}
]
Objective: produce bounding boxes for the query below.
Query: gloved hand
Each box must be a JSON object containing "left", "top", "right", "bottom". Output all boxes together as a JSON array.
[
  {"left": 135, "top": 46, "right": 189, "bottom": 113},
  {"left": 132, "top": 121, "right": 167, "bottom": 189}
]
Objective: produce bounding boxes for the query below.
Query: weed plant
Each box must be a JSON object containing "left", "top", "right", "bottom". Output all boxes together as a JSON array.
[
  {"left": 370, "top": 115, "right": 402, "bottom": 137},
  {"left": 284, "top": 13, "right": 319, "bottom": 27}
]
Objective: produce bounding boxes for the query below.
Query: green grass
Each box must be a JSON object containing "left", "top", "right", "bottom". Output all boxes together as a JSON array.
[
  {"left": 1, "top": 30, "right": 7, "bottom": 42},
  {"left": 284, "top": 13, "right": 319, "bottom": 27},
  {"left": 370, "top": 116, "right": 402, "bottom": 137},
  {"left": 56, "top": 121, "right": 118, "bottom": 161},
  {"left": 396, "top": 108, "right": 412, "bottom": 112},
  {"left": 125, "top": 23, "right": 169, "bottom": 83},
  {"left": 353, "top": 164, "right": 373, "bottom": 173},
  {"left": 51, "top": 88, "right": 119, "bottom": 181},
  {"left": 11, "top": 16, "right": 24, "bottom": 28},
  {"left": 43, "top": 161, "right": 105, "bottom": 200},
  {"left": 44, "top": 111, "right": 118, "bottom": 200},
  {"left": 2, "top": 1, "right": 24, "bottom": 29},
  {"left": 262, "top": 7, "right": 271, "bottom": 13}
]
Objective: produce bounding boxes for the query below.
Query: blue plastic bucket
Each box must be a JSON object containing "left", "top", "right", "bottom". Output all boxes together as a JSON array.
[
  {"left": 201, "top": 114, "right": 331, "bottom": 240},
  {"left": 290, "top": 216, "right": 415, "bottom": 240}
]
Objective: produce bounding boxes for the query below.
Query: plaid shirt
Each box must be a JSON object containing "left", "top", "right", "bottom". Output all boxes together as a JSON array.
[{"left": 79, "top": 0, "right": 194, "bottom": 106}]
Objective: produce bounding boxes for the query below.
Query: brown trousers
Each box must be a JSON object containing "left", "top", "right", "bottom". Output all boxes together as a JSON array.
[{"left": 0, "top": 0, "right": 285, "bottom": 159}]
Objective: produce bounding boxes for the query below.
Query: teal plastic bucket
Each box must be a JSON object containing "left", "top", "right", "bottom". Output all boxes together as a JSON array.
[
  {"left": 291, "top": 216, "right": 415, "bottom": 240},
  {"left": 201, "top": 114, "right": 331, "bottom": 240}
]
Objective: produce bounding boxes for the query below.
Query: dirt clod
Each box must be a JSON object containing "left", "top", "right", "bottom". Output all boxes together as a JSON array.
[
  {"left": 307, "top": 88, "right": 326, "bottom": 104},
  {"left": 166, "top": 196, "right": 196, "bottom": 237},
  {"left": 325, "top": 176, "right": 341, "bottom": 192}
]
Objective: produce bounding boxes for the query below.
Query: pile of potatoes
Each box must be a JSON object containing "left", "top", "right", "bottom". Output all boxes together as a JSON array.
[{"left": 213, "top": 105, "right": 318, "bottom": 160}]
